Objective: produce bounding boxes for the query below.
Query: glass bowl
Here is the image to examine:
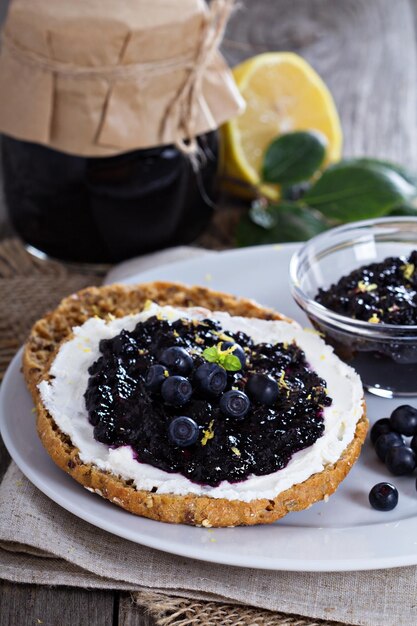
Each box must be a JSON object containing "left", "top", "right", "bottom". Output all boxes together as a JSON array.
[{"left": 289, "top": 217, "right": 417, "bottom": 398}]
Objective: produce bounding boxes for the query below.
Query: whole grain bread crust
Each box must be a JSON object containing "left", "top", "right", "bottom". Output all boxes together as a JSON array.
[{"left": 23, "top": 282, "right": 368, "bottom": 527}]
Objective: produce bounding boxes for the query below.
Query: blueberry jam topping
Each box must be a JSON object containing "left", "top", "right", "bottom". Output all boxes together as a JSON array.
[
  {"left": 84, "top": 315, "right": 331, "bottom": 486},
  {"left": 315, "top": 251, "right": 417, "bottom": 324}
]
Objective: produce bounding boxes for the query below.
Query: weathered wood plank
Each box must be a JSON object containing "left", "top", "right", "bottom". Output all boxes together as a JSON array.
[
  {"left": 222, "top": 0, "right": 417, "bottom": 165},
  {"left": 0, "top": 582, "right": 115, "bottom": 626},
  {"left": 118, "top": 594, "right": 154, "bottom": 626}
]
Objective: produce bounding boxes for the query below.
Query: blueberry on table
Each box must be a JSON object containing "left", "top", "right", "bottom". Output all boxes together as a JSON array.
[
  {"left": 144, "top": 364, "right": 166, "bottom": 392},
  {"left": 160, "top": 346, "right": 193, "bottom": 375},
  {"left": 168, "top": 416, "right": 199, "bottom": 447},
  {"left": 161, "top": 376, "right": 192, "bottom": 406},
  {"left": 246, "top": 373, "right": 279, "bottom": 406},
  {"left": 221, "top": 341, "right": 247, "bottom": 368},
  {"left": 385, "top": 446, "right": 416, "bottom": 475},
  {"left": 374, "top": 432, "right": 404, "bottom": 462},
  {"left": 370, "top": 418, "right": 393, "bottom": 445},
  {"left": 390, "top": 405, "right": 417, "bottom": 436},
  {"left": 369, "top": 482, "right": 399, "bottom": 511},
  {"left": 219, "top": 390, "right": 250, "bottom": 419},
  {"left": 195, "top": 362, "right": 227, "bottom": 396}
]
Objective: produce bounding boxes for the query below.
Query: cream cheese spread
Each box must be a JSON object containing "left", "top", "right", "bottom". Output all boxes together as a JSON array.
[{"left": 38, "top": 303, "right": 363, "bottom": 502}]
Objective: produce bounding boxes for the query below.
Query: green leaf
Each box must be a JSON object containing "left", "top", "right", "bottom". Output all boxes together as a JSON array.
[
  {"left": 262, "top": 131, "right": 327, "bottom": 185},
  {"left": 202, "top": 347, "right": 219, "bottom": 363},
  {"left": 342, "top": 158, "right": 417, "bottom": 188},
  {"left": 222, "top": 354, "right": 242, "bottom": 371},
  {"left": 386, "top": 202, "right": 417, "bottom": 217},
  {"left": 303, "top": 163, "right": 416, "bottom": 222},
  {"left": 236, "top": 203, "right": 329, "bottom": 247}
]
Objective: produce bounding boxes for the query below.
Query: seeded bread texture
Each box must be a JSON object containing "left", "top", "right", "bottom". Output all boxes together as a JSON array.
[{"left": 23, "top": 282, "right": 368, "bottom": 527}]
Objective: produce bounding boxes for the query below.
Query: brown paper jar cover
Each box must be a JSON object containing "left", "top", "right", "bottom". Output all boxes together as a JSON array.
[{"left": 0, "top": 0, "right": 245, "bottom": 157}]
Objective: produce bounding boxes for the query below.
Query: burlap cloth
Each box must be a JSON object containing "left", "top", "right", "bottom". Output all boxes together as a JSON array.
[{"left": 1, "top": 238, "right": 416, "bottom": 626}]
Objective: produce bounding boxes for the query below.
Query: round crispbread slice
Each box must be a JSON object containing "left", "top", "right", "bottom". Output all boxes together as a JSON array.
[{"left": 23, "top": 282, "right": 368, "bottom": 527}]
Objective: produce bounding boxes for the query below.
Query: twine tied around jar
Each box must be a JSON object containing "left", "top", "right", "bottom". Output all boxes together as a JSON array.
[{"left": 1, "top": 0, "right": 236, "bottom": 162}]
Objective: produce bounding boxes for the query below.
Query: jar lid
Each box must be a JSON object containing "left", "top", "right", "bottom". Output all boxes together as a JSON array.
[{"left": 0, "top": 0, "right": 244, "bottom": 156}]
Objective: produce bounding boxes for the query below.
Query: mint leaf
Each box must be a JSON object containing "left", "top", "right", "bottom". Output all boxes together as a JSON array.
[
  {"left": 262, "top": 131, "right": 327, "bottom": 185},
  {"left": 202, "top": 347, "right": 219, "bottom": 363},
  {"left": 202, "top": 344, "right": 242, "bottom": 370},
  {"left": 303, "top": 163, "right": 416, "bottom": 222},
  {"left": 222, "top": 354, "right": 242, "bottom": 371}
]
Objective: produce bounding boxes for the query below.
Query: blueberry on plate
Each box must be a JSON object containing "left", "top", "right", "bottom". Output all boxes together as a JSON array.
[
  {"left": 160, "top": 346, "right": 193, "bottom": 375},
  {"left": 168, "top": 416, "right": 199, "bottom": 447},
  {"left": 390, "top": 405, "right": 417, "bottom": 436},
  {"left": 370, "top": 418, "right": 392, "bottom": 445},
  {"left": 221, "top": 341, "right": 247, "bottom": 368},
  {"left": 144, "top": 364, "right": 166, "bottom": 392},
  {"left": 219, "top": 390, "right": 250, "bottom": 419},
  {"left": 374, "top": 431, "right": 404, "bottom": 462},
  {"left": 195, "top": 362, "right": 227, "bottom": 396},
  {"left": 385, "top": 446, "right": 416, "bottom": 475},
  {"left": 161, "top": 376, "right": 192, "bottom": 406},
  {"left": 246, "top": 373, "right": 279, "bottom": 406},
  {"left": 369, "top": 482, "right": 399, "bottom": 511}
]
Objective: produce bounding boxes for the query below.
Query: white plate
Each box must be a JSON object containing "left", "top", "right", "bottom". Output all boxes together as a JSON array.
[{"left": 2, "top": 243, "right": 417, "bottom": 572}]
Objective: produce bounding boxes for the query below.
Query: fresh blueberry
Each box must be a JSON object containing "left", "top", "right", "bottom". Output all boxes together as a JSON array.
[
  {"left": 369, "top": 482, "right": 399, "bottom": 511},
  {"left": 283, "top": 181, "right": 311, "bottom": 201},
  {"left": 370, "top": 418, "right": 393, "bottom": 445},
  {"left": 160, "top": 346, "right": 193, "bottom": 375},
  {"left": 375, "top": 431, "right": 404, "bottom": 462},
  {"left": 390, "top": 405, "right": 417, "bottom": 436},
  {"left": 385, "top": 446, "right": 416, "bottom": 475},
  {"left": 195, "top": 362, "right": 227, "bottom": 396},
  {"left": 221, "top": 341, "right": 246, "bottom": 368},
  {"left": 219, "top": 390, "right": 250, "bottom": 419},
  {"left": 168, "top": 416, "right": 199, "bottom": 447},
  {"left": 144, "top": 364, "right": 166, "bottom": 392},
  {"left": 246, "top": 373, "right": 279, "bottom": 406},
  {"left": 161, "top": 376, "right": 192, "bottom": 406},
  {"left": 411, "top": 434, "right": 417, "bottom": 454}
]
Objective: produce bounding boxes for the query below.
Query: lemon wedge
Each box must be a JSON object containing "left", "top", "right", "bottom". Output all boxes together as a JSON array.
[{"left": 221, "top": 52, "right": 342, "bottom": 200}]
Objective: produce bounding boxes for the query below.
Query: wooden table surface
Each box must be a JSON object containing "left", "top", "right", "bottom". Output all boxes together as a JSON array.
[{"left": 1, "top": 0, "right": 417, "bottom": 623}]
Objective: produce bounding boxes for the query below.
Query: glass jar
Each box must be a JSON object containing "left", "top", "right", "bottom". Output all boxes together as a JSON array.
[
  {"left": 2, "top": 132, "right": 218, "bottom": 264},
  {"left": 0, "top": 0, "right": 244, "bottom": 265},
  {"left": 289, "top": 217, "right": 417, "bottom": 398}
]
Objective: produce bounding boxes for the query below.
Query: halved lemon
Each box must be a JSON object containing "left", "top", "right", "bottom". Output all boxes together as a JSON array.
[{"left": 221, "top": 52, "right": 342, "bottom": 200}]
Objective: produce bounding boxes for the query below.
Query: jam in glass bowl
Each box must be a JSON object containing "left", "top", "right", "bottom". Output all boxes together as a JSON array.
[{"left": 289, "top": 217, "right": 417, "bottom": 398}]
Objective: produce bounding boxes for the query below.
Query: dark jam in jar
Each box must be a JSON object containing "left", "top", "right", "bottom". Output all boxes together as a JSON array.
[
  {"left": 84, "top": 315, "right": 331, "bottom": 487},
  {"left": 314, "top": 251, "right": 417, "bottom": 396},
  {"left": 1, "top": 132, "right": 218, "bottom": 264}
]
